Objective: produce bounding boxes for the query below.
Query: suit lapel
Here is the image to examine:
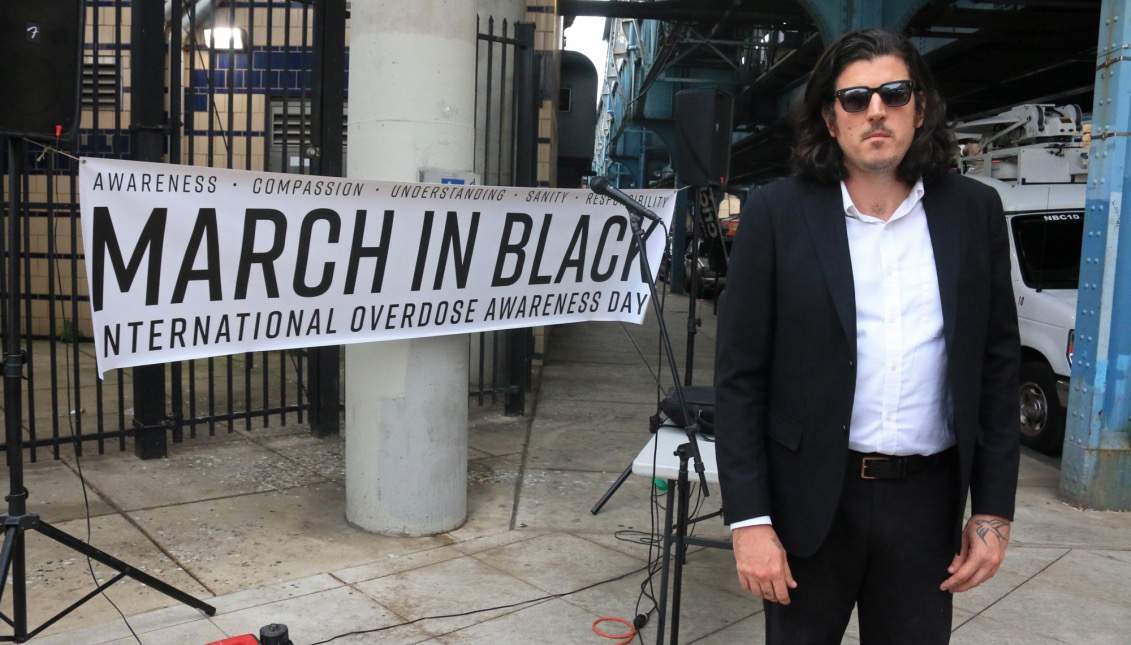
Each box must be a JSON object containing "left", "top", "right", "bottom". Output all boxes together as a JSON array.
[
  {"left": 802, "top": 184, "right": 857, "bottom": 358},
  {"left": 922, "top": 186, "right": 960, "bottom": 347}
]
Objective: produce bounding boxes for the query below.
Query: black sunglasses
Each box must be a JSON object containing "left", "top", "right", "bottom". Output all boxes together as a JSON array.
[{"left": 833, "top": 80, "right": 916, "bottom": 113}]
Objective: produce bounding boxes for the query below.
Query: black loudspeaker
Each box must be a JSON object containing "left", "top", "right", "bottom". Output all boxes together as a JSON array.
[
  {"left": 0, "top": 0, "right": 85, "bottom": 144},
  {"left": 674, "top": 87, "right": 733, "bottom": 187}
]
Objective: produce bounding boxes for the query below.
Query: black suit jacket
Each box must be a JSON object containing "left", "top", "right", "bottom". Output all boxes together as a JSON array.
[{"left": 714, "top": 173, "right": 1020, "bottom": 558}]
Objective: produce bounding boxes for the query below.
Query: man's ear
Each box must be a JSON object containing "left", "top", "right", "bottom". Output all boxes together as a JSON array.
[
  {"left": 823, "top": 105, "right": 838, "bottom": 137},
  {"left": 915, "top": 92, "right": 926, "bottom": 129}
]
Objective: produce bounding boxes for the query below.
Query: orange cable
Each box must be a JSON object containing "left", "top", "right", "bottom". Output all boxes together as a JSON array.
[{"left": 592, "top": 617, "right": 636, "bottom": 644}]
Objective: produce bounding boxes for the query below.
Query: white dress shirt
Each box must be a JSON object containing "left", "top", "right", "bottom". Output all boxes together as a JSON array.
[
  {"left": 730, "top": 179, "right": 953, "bottom": 531},
  {"left": 842, "top": 179, "right": 953, "bottom": 456}
]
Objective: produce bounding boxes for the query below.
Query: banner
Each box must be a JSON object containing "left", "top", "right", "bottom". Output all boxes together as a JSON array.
[{"left": 79, "top": 158, "right": 675, "bottom": 377}]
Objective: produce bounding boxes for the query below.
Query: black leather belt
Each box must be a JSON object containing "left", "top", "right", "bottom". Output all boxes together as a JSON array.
[{"left": 849, "top": 447, "right": 955, "bottom": 480}]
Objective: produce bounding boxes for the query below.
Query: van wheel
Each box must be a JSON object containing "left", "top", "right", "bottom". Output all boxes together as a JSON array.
[{"left": 1019, "top": 362, "right": 1066, "bottom": 455}]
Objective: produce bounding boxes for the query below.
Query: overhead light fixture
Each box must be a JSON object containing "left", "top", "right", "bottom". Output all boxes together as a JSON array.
[{"left": 204, "top": 27, "right": 245, "bottom": 50}]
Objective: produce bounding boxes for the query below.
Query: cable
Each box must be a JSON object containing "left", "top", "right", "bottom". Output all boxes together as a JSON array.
[
  {"left": 44, "top": 149, "right": 142, "bottom": 644},
  {"left": 593, "top": 616, "right": 636, "bottom": 644},
  {"left": 631, "top": 272, "right": 719, "bottom": 643},
  {"left": 625, "top": 254, "right": 681, "bottom": 642},
  {"left": 302, "top": 268, "right": 691, "bottom": 643},
  {"left": 191, "top": 42, "right": 234, "bottom": 158},
  {"left": 305, "top": 562, "right": 653, "bottom": 645}
]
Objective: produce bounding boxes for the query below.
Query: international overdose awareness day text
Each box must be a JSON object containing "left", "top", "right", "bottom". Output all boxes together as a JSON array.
[{"left": 79, "top": 158, "right": 676, "bottom": 377}]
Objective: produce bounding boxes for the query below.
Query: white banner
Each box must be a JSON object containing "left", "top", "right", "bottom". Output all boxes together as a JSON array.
[{"left": 79, "top": 158, "right": 675, "bottom": 376}]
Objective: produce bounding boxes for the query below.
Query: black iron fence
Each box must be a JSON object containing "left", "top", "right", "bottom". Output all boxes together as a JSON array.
[
  {"left": 474, "top": 16, "right": 539, "bottom": 414},
  {"left": 0, "top": 1, "right": 539, "bottom": 461}
]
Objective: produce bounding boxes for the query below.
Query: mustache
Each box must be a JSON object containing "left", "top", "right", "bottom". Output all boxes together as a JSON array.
[{"left": 863, "top": 125, "right": 893, "bottom": 139}]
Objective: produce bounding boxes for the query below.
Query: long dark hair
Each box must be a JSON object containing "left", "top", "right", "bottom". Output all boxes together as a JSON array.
[{"left": 790, "top": 28, "right": 953, "bottom": 185}]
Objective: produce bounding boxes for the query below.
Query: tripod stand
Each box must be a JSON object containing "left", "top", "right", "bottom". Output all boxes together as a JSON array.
[{"left": 0, "top": 138, "right": 215, "bottom": 641}]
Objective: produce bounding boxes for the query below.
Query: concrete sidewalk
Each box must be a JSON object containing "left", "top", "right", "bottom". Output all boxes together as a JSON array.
[{"left": 4, "top": 291, "right": 1130, "bottom": 644}]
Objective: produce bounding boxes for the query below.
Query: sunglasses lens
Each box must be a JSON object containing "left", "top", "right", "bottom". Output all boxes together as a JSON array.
[
  {"left": 879, "top": 82, "right": 913, "bottom": 107},
  {"left": 839, "top": 89, "right": 871, "bottom": 113}
]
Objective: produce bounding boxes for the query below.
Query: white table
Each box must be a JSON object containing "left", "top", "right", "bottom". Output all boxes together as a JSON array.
[{"left": 631, "top": 424, "right": 719, "bottom": 483}]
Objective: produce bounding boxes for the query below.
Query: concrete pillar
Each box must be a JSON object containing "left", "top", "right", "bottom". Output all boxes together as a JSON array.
[{"left": 344, "top": 0, "right": 475, "bottom": 535}]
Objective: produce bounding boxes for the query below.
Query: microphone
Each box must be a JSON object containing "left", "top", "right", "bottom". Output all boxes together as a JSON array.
[{"left": 589, "top": 177, "right": 664, "bottom": 224}]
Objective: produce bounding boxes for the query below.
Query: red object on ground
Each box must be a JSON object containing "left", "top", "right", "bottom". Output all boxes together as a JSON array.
[{"left": 203, "top": 636, "right": 259, "bottom": 645}]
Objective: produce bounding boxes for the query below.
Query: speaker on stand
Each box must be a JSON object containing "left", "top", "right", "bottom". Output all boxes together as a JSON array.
[
  {"left": 0, "top": 3, "right": 218, "bottom": 639},
  {"left": 674, "top": 87, "right": 733, "bottom": 188},
  {"left": 0, "top": 0, "right": 85, "bottom": 145},
  {"left": 673, "top": 87, "right": 733, "bottom": 385}
]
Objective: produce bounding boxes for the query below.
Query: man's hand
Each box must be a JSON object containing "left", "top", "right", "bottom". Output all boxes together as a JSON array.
[
  {"left": 941, "top": 513, "right": 1011, "bottom": 593},
  {"left": 732, "top": 524, "right": 797, "bottom": 604}
]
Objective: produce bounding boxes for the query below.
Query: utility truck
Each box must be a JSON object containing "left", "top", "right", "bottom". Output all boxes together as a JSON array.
[{"left": 954, "top": 104, "right": 1087, "bottom": 454}]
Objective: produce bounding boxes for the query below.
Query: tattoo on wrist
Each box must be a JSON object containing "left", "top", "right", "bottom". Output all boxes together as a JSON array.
[
  {"left": 772, "top": 537, "right": 784, "bottom": 550},
  {"left": 974, "top": 518, "right": 1010, "bottom": 544}
]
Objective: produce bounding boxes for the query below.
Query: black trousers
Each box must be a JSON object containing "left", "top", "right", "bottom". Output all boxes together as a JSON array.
[{"left": 764, "top": 449, "right": 960, "bottom": 645}]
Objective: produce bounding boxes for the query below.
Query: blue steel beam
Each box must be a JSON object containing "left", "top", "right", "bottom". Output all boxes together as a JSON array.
[
  {"left": 1062, "top": 0, "right": 1131, "bottom": 510},
  {"left": 798, "top": 0, "right": 932, "bottom": 42}
]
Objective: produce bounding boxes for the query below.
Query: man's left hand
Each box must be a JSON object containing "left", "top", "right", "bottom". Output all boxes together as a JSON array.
[{"left": 941, "top": 514, "right": 1011, "bottom": 593}]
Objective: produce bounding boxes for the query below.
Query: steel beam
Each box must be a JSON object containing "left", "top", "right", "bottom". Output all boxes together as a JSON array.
[
  {"left": 559, "top": 0, "right": 809, "bottom": 24},
  {"left": 1062, "top": 0, "right": 1131, "bottom": 510}
]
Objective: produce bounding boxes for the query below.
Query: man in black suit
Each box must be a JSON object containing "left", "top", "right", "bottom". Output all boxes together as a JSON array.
[{"left": 714, "top": 28, "right": 1020, "bottom": 644}]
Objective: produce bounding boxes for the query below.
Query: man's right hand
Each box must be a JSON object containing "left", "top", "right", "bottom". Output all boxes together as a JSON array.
[{"left": 732, "top": 524, "right": 797, "bottom": 604}]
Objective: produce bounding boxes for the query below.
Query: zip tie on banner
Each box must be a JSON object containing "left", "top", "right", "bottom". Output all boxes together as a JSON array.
[{"left": 25, "top": 138, "right": 82, "bottom": 163}]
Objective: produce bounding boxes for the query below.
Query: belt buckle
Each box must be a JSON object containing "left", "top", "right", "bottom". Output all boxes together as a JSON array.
[{"left": 860, "top": 456, "right": 885, "bottom": 480}]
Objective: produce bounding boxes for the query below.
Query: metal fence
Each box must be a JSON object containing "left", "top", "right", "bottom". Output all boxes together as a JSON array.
[
  {"left": 0, "top": 1, "right": 539, "bottom": 461},
  {"left": 473, "top": 16, "right": 539, "bottom": 414}
]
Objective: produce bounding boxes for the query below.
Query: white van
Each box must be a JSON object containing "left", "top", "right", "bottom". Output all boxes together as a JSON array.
[
  {"left": 968, "top": 177, "right": 1083, "bottom": 454},
  {"left": 955, "top": 104, "right": 1087, "bottom": 454}
]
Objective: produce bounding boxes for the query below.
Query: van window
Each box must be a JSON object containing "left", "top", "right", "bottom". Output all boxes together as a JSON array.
[{"left": 1010, "top": 212, "right": 1083, "bottom": 290}]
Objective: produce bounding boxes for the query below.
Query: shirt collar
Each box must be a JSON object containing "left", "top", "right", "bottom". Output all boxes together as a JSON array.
[{"left": 840, "top": 178, "right": 926, "bottom": 222}]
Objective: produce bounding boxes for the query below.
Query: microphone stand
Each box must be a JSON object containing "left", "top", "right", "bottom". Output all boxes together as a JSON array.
[{"left": 621, "top": 202, "right": 709, "bottom": 496}]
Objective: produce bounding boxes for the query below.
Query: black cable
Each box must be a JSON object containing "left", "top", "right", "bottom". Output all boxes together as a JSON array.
[
  {"left": 627, "top": 269, "right": 700, "bottom": 643},
  {"left": 306, "top": 562, "right": 654, "bottom": 645},
  {"left": 611, "top": 249, "right": 673, "bottom": 640},
  {"left": 314, "top": 245, "right": 682, "bottom": 645},
  {"left": 47, "top": 152, "right": 142, "bottom": 644},
  {"left": 190, "top": 30, "right": 234, "bottom": 158},
  {"left": 632, "top": 478, "right": 665, "bottom": 643},
  {"left": 638, "top": 385, "right": 666, "bottom": 620}
]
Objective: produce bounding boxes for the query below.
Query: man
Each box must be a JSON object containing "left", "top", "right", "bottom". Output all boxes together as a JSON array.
[{"left": 714, "top": 28, "right": 1020, "bottom": 644}]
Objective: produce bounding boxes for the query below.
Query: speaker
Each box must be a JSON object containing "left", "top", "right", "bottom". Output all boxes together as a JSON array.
[
  {"left": 0, "top": 0, "right": 85, "bottom": 144},
  {"left": 674, "top": 87, "right": 733, "bottom": 187}
]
